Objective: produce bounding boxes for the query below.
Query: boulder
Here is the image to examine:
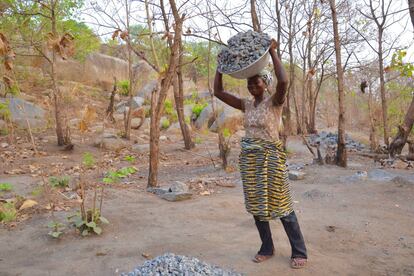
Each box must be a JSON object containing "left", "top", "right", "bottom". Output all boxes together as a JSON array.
[
  {"left": 183, "top": 104, "right": 194, "bottom": 119},
  {"left": 132, "top": 143, "right": 150, "bottom": 152},
  {"left": 288, "top": 170, "right": 306, "bottom": 180},
  {"left": 209, "top": 106, "right": 243, "bottom": 133},
  {"left": 195, "top": 104, "right": 215, "bottom": 129},
  {"left": 0, "top": 97, "right": 46, "bottom": 129},
  {"left": 137, "top": 80, "right": 158, "bottom": 100},
  {"left": 84, "top": 53, "right": 129, "bottom": 86},
  {"left": 131, "top": 117, "right": 145, "bottom": 129},
  {"left": 169, "top": 181, "right": 189, "bottom": 193},
  {"left": 94, "top": 136, "right": 127, "bottom": 151},
  {"left": 116, "top": 96, "right": 145, "bottom": 113},
  {"left": 161, "top": 192, "right": 192, "bottom": 202}
]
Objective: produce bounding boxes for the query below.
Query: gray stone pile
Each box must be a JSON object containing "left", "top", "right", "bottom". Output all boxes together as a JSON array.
[
  {"left": 308, "top": 131, "right": 366, "bottom": 151},
  {"left": 122, "top": 253, "right": 242, "bottom": 276},
  {"left": 218, "top": 30, "right": 271, "bottom": 73}
]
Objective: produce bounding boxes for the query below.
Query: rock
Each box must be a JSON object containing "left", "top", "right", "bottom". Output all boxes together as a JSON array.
[
  {"left": 184, "top": 104, "right": 194, "bottom": 118},
  {"left": 116, "top": 97, "right": 145, "bottom": 113},
  {"left": 161, "top": 192, "right": 192, "bottom": 202},
  {"left": 303, "top": 189, "right": 330, "bottom": 200},
  {"left": 0, "top": 119, "right": 7, "bottom": 130},
  {"left": 113, "top": 113, "right": 124, "bottom": 122},
  {"left": 195, "top": 104, "right": 215, "bottom": 129},
  {"left": 288, "top": 170, "right": 306, "bottom": 180},
  {"left": 169, "top": 181, "right": 189, "bottom": 193},
  {"left": 137, "top": 80, "right": 158, "bottom": 100},
  {"left": 209, "top": 106, "right": 243, "bottom": 133},
  {"left": 368, "top": 169, "right": 395, "bottom": 181},
  {"left": 84, "top": 53, "right": 129, "bottom": 86},
  {"left": 147, "top": 187, "right": 169, "bottom": 196},
  {"left": 132, "top": 143, "right": 150, "bottom": 152},
  {"left": 94, "top": 135, "right": 127, "bottom": 151},
  {"left": 391, "top": 176, "right": 414, "bottom": 186},
  {"left": 69, "top": 118, "right": 81, "bottom": 128},
  {"left": 0, "top": 97, "right": 46, "bottom": 129},
  {"left": 1, "top": 142, "right": 9, "bottom": 148},
  {"left": 160, "top": 135, "right": 168, "bottom": 141},
  {"left": 131, "top": 117, "right": 144, "bottom": 129}
]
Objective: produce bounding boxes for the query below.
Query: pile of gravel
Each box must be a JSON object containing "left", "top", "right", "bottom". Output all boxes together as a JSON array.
[
  {"left": 218, "top": 30, "right": 271, "bottom": 73},
  {"left": 308, "top": 131, "right": 366, "bottom": 151},
  {"left": 122, "top": 253, "right": 243, "bottom": 276}
]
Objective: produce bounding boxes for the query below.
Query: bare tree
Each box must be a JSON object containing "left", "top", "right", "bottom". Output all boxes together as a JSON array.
[
  {"left": 329, "top": 0, "right": 347, "bottom": 167},
  {"left": 148, "top": 0, "right": 183, "bottom": 187}
]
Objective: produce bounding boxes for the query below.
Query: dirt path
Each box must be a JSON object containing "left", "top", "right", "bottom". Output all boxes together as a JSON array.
[{"left": 1, "top": 136, "right": 414, "bottom": 276}]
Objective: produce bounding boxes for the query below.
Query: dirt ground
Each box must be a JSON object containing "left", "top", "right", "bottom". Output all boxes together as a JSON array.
[{"left": 1, "top": 131, "right": 414, "bottom": 276}]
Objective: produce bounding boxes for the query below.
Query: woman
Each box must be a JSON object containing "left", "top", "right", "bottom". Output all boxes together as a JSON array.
[{"left": 214, "top": 39, "right": 307, "bottom": 269}]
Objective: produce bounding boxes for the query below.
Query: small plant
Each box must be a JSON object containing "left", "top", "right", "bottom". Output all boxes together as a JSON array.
[
  {"left": 49, "top": 176, "right": 70, "bottom": 188},
  {"left": 185, "top": 116, "right": 191, "bottom": 124},
  {"left": 124, "top": 155, "right": 136, "bottom": 163},
  {"left": 0, "top": 183, "right": 13, "bottom": 192},
  {"left": 0, "top": 202, "right": 17, "bottom": 223},
  {"left": 68, "top": 209, "right": 109, "bottom": 236},
  {"left": 47, "top": 221, "right": 65, "bottom": 238},
  {"left": 161, "top": 118, "right": 170, "bottom": 129},
  {"left": 31, "top": 185, "right": 44, "bottom": 196},
  {"left": 192, "top": 102, "right": 208, "bottom": 118},
  {"left": 164, "top": 99, "right": 174, "bottom": 115},
  {"left": 222, "top": 128, "right": 231, "bottom": 138},
  {"left": 0, "top": 101, "right": 11, "bottom": 120},
  {"left": 103, "top": 166, "right": 137, "bottom": 184},
  {"left": 82, "top": 152, "right": 96, "bottom": 168},
  {"left": 117, "top": 80, "right": 130, "bottom": 96},
  {"left": 195, "top": 137, "right": 203, "bottom": 144}
]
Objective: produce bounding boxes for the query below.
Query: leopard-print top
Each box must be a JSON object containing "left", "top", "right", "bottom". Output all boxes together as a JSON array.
[{"left": 242, "top": 96, "right": 283, "bottom": 141}]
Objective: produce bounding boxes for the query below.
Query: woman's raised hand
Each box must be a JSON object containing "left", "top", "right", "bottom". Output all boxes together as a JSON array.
[{"left": 270, "top": 39, "right": 278, "bottom": 51}]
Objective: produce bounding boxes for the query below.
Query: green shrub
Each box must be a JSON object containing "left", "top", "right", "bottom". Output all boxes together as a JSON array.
[
  {"left": 161, "top": 118, "right": 170, "bottom": 129},
  {"left": 195, "top": 137, "right": 202, "bottom": 144},
  {"left": 192, "top": 103, "right": 208, "bottom": 118},
  {"left": 82, "top": 152, "right": 95, "bottom": 168},
  {"left": 164, "top": 99, "right": 174, "bottom": 115},
  {"left": 0, "top": 202, "right": 17, "bottom": 223},
  {"left": 117, "top": 80, "right": 130, "bottom": 96},
  {"left": 0, "top": 183, "right": 13, "bottom": 192},
  {"left": 49, "top": 176, "right": 70, "bottom": 188}
]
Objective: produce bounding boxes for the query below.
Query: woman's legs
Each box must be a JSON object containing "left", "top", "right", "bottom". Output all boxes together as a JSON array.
[
  {"left": 253, "top": 216, "right": 274, "bottom": 255},
  {"left": 280, "top": 211, "right": 307, "bottom": 259}
]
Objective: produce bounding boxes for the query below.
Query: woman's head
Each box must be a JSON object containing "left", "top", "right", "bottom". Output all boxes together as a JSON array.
[{"left": 247, "top": 69, "right": 273, "bottom": 97}]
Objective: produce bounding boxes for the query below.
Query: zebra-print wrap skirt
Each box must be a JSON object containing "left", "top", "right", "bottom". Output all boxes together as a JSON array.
[{"left": 239, "top": 137, "right": 293, "bottom": 221}]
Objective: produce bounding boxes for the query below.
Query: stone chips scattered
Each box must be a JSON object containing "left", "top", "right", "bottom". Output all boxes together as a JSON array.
[{"left": 122, "top": 253, "right": 243, "bottom": 276}]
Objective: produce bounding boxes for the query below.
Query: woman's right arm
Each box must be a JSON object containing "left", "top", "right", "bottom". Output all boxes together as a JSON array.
[{"left": 214, "top": 70, "right": 244, "bottom": 111}]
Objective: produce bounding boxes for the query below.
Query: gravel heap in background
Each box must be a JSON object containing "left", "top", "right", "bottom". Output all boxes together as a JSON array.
[
  {"left": 307, "top": 131, "right": 366, "bottom": 151},
  {"left": 218, "top": 30, "right": 271, "bottom": 73},
  {"left": 122, "top": 253, "right": 243, "bottom": 276}
]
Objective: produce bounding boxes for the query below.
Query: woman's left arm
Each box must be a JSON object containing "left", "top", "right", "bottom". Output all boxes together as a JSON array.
[{"left": 269, "top": 39, "right": 289, "bottom": 106}]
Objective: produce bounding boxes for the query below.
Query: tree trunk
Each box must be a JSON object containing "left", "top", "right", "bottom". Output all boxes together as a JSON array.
[
  {"left": 329, "top": 0, "right": 347, "bottom": 167},
  {"left": 368, "top": 84, "right": 378, "bottom": 151},
  {"left": 124, "top": 0, "right": 133, "bottom": 140},
  {"left": 148, "top": 0, "right": 183, "bottom": 188},
  {"left": 51, "top": 0, "right": 70, "bottom": 146},
  {"left": 250, "top": 0, "right": 261, "bottom": 32},
  {"left": 389, "top": 96, "right": 414, "bottom": 156},
  {"left": 174, "top": 41, "right": 194, "bottom": 150},
  {"left": 409, "top": 0, "right": 414, "bottom": 28},
  {"left": 378, "top": 30, "right": 389, "bottom": 147}
]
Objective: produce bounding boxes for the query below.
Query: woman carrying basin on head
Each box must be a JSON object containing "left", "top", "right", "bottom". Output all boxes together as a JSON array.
[{"left": 213, "top": 38, "right": 307, "bottom": 269}]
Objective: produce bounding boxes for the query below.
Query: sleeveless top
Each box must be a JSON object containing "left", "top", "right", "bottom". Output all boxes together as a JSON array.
[{"left": 242, "top": 96, "right": 283, "bottom": 141}]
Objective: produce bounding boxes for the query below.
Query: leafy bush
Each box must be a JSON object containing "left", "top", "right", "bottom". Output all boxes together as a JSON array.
[
  {"left": 117, "top": 80, "right": 130, "bottom": 96},
  {"left": 103, "top": 166, "right": 137, "bottom": 184},
  {"left": 0, "top": 202, "right": 17, "bottom": 223},
  {"left": 48, "top": 221, "right": 65, "bottom": 238},
  {"left": 0, "top": 183, "right": 13, "bottom": 192},
  {"left": 49, "top": 176, "right": 70, "bottom": 188},
  {"left": 161, "top": 118, "right": 170, "bottom": 129},
  {"left": 82, "top": 152, "right": 96, "bottom": 168},
  {"left": 68, "top": 209, "right": 109, "bottom": 236},
  {"left": 192, "top": 103, "right": 208, "bottom": 118},
  {"left": 164, "top": 99, "right": 174, "bottom": 115}
]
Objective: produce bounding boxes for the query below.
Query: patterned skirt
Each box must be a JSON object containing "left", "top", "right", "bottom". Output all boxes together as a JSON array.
[{"left": 239, "top": 137, "right": 293, "bottom": 221}]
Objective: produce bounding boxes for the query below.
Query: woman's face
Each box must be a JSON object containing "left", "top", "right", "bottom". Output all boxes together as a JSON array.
[{"left": 247, "top": 75, "right": 267, "bottom": 97}]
